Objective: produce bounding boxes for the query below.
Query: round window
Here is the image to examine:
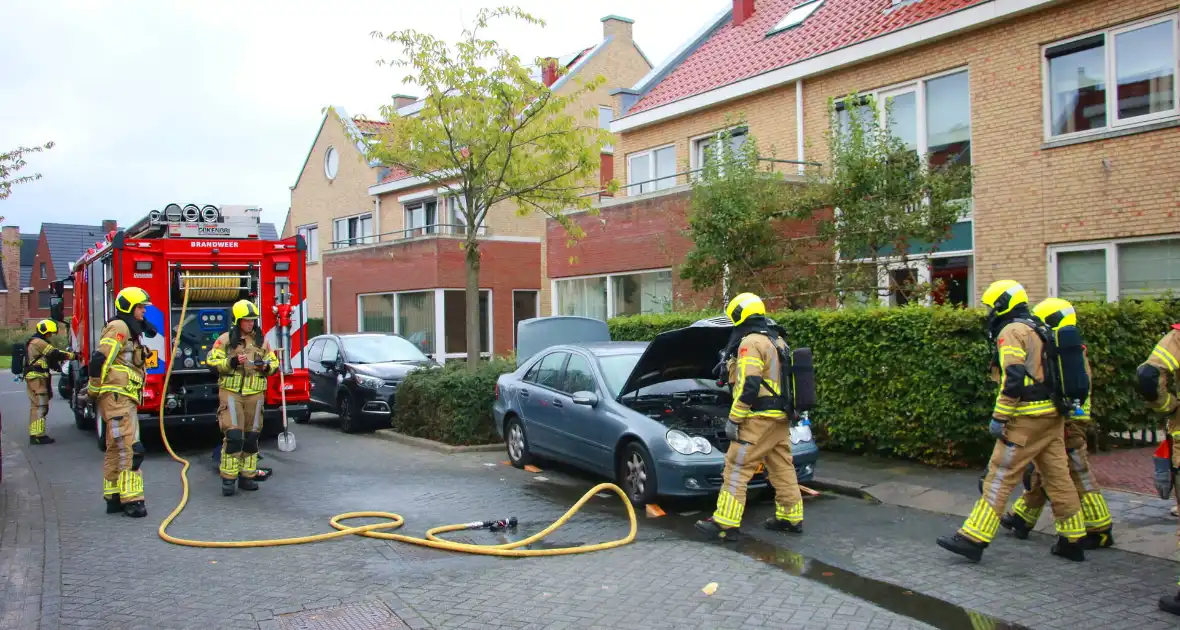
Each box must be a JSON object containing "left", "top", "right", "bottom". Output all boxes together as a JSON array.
[{"left": 324, "top": 146, "right": 339, "bottom": 180}]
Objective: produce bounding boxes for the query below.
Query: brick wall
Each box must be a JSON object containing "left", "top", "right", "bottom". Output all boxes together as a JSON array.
[{"left": 322, "top": 237, "right": 541, "bottom": 356}]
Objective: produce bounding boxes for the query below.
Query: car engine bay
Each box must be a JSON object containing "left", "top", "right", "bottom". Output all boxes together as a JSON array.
[{"left": 623, "top": 389, "right": 732, "bottom": 448}]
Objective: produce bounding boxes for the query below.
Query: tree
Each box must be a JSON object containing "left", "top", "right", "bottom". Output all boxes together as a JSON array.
[
  {"left": 1, "top": 141, "right": 55, "bottom": 201},
  {"left": 360, "top": 7, "right": 612, "bottom": 368}
]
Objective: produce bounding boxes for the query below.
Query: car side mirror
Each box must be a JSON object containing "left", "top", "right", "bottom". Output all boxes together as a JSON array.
[
  {"left": 321, "top": 359, "right": 338, "bottom": 370},
  {"left": 572, "top": 391, "right": 599, "bottom": 407}
]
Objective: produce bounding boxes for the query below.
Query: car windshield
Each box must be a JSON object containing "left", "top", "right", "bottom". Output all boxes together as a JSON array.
[
  {"left": 340, "top": 335, "right": 428, "bottom": 364},
  {"left": 596, "top": 352, "right": 643, "bottom": 398}
]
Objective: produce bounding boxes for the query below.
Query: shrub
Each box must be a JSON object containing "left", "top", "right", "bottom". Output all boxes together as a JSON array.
[
  {"left": 392, "top": 356, "right": 517, "bottom": 445},
  {"left": 0, "top": 325, "right": 36, "bottom": 356},
  {"left": 306, "top": 318, "right": 325, "bottom": 338},
  {"left": 609, "top": 300, "right": 1180, "bottom": 467}
]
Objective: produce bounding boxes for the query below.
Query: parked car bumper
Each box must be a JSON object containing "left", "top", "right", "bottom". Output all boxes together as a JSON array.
[
  {"left": 655, "top": 441, "right": 819, "bottom": 497},
  {"left": 353, "top": 385, "right": 398, "bottom": 418}
]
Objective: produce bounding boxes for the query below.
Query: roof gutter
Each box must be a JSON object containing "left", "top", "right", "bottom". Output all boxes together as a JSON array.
[{"left": 610, "top": 0, "right": 1063, "bottom": 133}]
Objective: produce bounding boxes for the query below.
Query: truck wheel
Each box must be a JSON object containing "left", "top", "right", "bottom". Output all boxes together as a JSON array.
[
  {"left": 293, "top": 411, "right": 310, "bottom": 425},
  {"left": 74, "top": 402, "right": 93, "bottom": 431}
]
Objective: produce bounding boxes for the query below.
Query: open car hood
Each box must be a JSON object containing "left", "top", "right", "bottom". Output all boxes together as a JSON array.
[{"left": 617, "top": 325, "right": 735, "bottom": 398}]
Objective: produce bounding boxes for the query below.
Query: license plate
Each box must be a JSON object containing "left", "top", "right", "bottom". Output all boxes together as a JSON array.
[{"left": 145, "top": 351, "right": 159, "bottom": 369}]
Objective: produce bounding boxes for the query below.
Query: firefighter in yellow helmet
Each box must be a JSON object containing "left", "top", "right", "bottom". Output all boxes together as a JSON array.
[
  {"left": 695, "top": 293, "right": 804, "bottom": 541},
  {"left": 89, "top": 286, "right": 156, "bottom": 518},
  {"left": 999, "top": 297, "right": 1114, "bottom": 550},
  {"left": 1133, "top": 319, "right": 1180, "bottom": 615},
  {"left": 937, "top": 280, "right": 1086, "bottom": 562},
  {"left": 206, "top": 299, "right": 279, "bottom": 496},
  {"left": 23, "top": 319, "right": 75, "bottom": 445}
]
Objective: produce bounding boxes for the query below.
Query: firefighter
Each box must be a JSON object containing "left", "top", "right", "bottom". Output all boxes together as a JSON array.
[
  {"left": 695, "top": 293, "right": 804, "bottom": 541},
  {"left": 206, "top": 299, "right": 279, "bottom": 497},
  {"left": 23, "top": 319, "right": 75, "bottom": 445},
  {"left": 88, "top": 286, "right": 155, "bottom": 518},
  {"left": 1134, "top": 321, "right": 1180, "bottom": 615},
  {"left": 937, "top": 280, "right": 1086, "bottom": 562},
  {"left": 1000, "top": 297, "right": 1114, "bottom": 549}
]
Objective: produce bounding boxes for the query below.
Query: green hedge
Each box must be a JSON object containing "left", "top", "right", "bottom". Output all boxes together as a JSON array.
[
  {"left": 306, "top": 318, "right": 325, "bottom": 338},
  {"left": 392, "top": 357, "right": 516, "bottom": 445},
  {"left": 608, "top": 301, "right": 1180, "bottom": 467},
  {"left": 0, "top": 326, "right": 36, "bottom": 356}
]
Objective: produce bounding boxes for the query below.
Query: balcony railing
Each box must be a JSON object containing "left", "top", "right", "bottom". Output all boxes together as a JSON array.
[
  {"left": 329, "top": 222, "right": 488, "bottom": 250},
  {"left": 577, "top": 157, "right": 823, "bottom": 204}
]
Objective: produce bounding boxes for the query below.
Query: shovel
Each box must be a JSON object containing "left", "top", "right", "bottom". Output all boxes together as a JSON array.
[{"left": 276, "top": 348, "right": 296, "bottom": 452}]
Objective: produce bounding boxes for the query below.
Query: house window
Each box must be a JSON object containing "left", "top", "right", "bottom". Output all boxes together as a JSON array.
[
  {"left": 554, "top": 269, "right": 673, "bottom": 320},
  {"left": 39, "top": 262, "right": 46, "bottom": 280},
  {"left": 1050, "top": 235, "right": 1180, "bottom": 302},
  {"left": 297, "top": 224, "right": 319, "bottom": 263},
  {"left": 324, "top": 146, "right": 339, "bottom": 180},
  {"left": 332, "top": 213, "right": 373, "bottom": 248},
  {"left": 397, "top": 291, "right": 435, "bottom": 355},
  {"left": 38, "top": 290, "right": 51, "bottom": 309},
  {"left": 768, "top": 0, "right": 825, "bottom": 35},
  {"left": 627, "top": 145, "right": 676, "bottom": 194},
  {"left": 1044, "top": 13, "right": 1178, "bottom": 140},
  {"left": 599, "top": 106, "right": 614, "bottom": 152},
  {"left": 358, "top": 293, "right": 394, "bottom": 332},
  {"left": 404, "top": 200, "right": 439, "bottom": 237},
  {"left": 693, "top": 127, "right": 748, "bottom": 171},
  {"left": 442, "top": 289, "right": 491, "bottom": 355}
]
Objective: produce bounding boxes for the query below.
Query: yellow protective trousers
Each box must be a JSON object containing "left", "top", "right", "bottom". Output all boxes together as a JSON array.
[
  {"left": 26, "top": 377, "right": 49, "bottom": 437},
  {"left": 712, "top": 414, "right": 802, "bottom": 528},
  {"left": 1011, "top": 422, "right": 1112, "bottom": 533}
]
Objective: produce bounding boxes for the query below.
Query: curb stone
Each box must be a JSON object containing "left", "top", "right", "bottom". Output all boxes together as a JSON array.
[
  {"left": 808, "top": 477, "right": 883, "bottom": 504},
  {"left": 371, "top": 429, "right": 503, "bottom": 455}
]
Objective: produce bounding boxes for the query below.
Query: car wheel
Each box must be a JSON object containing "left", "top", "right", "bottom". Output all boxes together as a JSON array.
[
  {"left": 96, "top": 411, "right": 107, "bottom": 452},
  {"left": 338, "top": 392, "right": 361, "bottom": 434},
  {"left": 505, "top": 417, "right": 533, "bottom": 469},
  {"left": 618, "top": 442, "right": 657, "bottom": 506}
]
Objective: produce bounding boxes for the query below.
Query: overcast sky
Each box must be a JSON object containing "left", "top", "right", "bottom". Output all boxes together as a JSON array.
[{"left": 2, "top": 0, "right": 725, "bottom": 234}]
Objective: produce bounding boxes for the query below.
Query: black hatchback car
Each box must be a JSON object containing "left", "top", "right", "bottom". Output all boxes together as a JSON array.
[{"left": 304, "top": 333, "right": 437, "bottom": 433}]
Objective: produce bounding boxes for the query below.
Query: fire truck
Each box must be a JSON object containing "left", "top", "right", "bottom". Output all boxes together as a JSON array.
[{"left": 61, "top": 203, "right": 312, "bottom": 450}]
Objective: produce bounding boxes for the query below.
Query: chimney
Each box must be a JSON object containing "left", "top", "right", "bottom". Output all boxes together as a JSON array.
[
  {"left": 392, "top": 94, "right": 418, "bottom": 110},
  {"left": 733, "top": 0, "right": 755, "bottom": 25},
  {"left": 601, "top": 15, "right": 634, "bottom": 41},
  {"left": 1, "top": 226, "right": 21, "bottom": 326},
  {"left": 541, "top": 58, "right": 559, "bottom": 87}
]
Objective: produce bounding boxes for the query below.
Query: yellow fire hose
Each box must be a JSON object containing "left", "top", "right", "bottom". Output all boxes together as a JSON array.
[{"left": 155, "top": 282, "right": 639, "bottom": 554}]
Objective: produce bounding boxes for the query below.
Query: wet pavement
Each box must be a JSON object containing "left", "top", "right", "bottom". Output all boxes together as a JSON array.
[{"left": 2, "top": 373, "right": 1180, "bottom": 629}]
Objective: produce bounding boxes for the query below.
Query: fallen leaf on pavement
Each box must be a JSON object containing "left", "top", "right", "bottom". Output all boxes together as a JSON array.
[{"left": 702, "top": 582, "right": 718, "bottom": 596}]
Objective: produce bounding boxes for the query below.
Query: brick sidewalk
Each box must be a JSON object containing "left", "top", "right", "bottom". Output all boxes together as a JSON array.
[{"left": 1091, "top": 445, "right": 1158, "bottom": 496}]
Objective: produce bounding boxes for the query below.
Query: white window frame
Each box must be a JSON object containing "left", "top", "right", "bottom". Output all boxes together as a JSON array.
[
  {"left": 1041, "top": 12, "right": 1180, "bottom": 143},
  {"left": 1047, "top": 234, "right": 1180, "bottom": 302},
  {"left": 512, "top": 289, "right": 541, "bottom": 348},
  {"left": 861, "top": 250, "right": 976, "bottom": 308},
  {"left": 626, "top": 144, "right": 677, "bottom": 195},
  {"left": 356, "top": 288, "right": 494, "bottom": 364},
  {"left": 598, "top": 106, "right": 614, "bottom": 153},
  {"left": 332, "top": 212, "right": 374, "bottom": 249},
  {"left": 324, "top": 145, "right": 339, "bottom": 180},
  {"left": 549, "top": 267, "right": 674, "bottom": 320},
  {"left": 398, "top": 190, "right": 486, "bottom": 239},
  {"left": 690, "top": 125, "right": 750, "bottom": 175},
  {"left": 296, "top": 223, "right": 319, "bottom": 263}
]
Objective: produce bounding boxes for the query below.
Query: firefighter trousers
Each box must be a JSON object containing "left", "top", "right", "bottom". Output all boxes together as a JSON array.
[
  {"left": 26, "top": 377, "right": 50, "bottom": 437},
  {"left": 962, "top": 413, "right": 1083, "bottom": 544},
  {"left": 712, "top": 414, "right": 803, "bottom": 528},
  {"left": 100, "top": 393, "right": 145, "bottom": 504},
  {"left": 218, "top": 391, "right": 263, "bottom": 480},
  {"left": 1011, "top": 422, "right": 1112, "bottom": 533}
]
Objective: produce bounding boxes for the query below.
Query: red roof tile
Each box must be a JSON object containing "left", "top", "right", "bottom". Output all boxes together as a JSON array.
[
  {"left": 629, "top": 0, "right": 986, "bottom": 114},
  {"left": 354, "top": 119, "right": 390, "bottom": 132},
  {"left": 379, "top": 167, "right": 412, "bottom": 185}
]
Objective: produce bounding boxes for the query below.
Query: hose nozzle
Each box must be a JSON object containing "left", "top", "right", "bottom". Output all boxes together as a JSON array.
[{"left": 484, "top": 517, "right": 517, "bottom": 532}]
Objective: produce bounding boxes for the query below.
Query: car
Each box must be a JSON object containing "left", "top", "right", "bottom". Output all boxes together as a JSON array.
[
  {"left": 493, "top": 316, "right": 819, "bottom": 506},
  {"left": 305, "top": 333, "right": 438, "bottom": 433}
]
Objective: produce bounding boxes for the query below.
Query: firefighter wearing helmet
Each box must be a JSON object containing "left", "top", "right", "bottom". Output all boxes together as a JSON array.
[
  {"left": 206, "top": 299, "right": 279, "bottom": 497},
  {"left": 88, "top": 286, "right": 157, "bottom": 518},
  {"left": 23, "top": 319, "right": 75, "bottom": 445},
  {"left": 695, "top": 292, "right": 805, "bottom": 541},
  {"left": 1000, "top": 297, "right": 1114, "bottom": 549},
  {"left": 937, "top": 280, "right": 1086, "bottom": 562}
]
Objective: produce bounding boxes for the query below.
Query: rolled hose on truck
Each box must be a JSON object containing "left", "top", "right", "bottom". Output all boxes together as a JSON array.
[{"left": 156, "top": 283, "right": 639, "bottom": 554}]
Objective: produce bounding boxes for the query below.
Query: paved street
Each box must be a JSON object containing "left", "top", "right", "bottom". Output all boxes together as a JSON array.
[{"left": 2, "top": 375, "right": 1180, "bottom": 630}]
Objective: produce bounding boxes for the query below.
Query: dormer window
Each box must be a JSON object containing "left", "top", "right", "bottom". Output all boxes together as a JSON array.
[{"left": 768, "top": 0, "right": 824, "bottom": 36}]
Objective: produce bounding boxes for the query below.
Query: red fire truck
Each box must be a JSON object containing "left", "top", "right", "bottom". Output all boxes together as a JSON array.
[{"left": 62, "top": 203, "right": 312, "bottom": 450}]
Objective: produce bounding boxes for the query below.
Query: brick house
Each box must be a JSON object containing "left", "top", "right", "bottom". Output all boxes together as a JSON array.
[
  {"left": 547, "top": 0, "right": 1180, "bottom": 318},
  {"left": 288, "top": 15, "right": 654, "bottom": 361}
]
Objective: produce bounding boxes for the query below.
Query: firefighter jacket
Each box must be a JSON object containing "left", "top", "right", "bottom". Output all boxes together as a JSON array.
[
  {"left": 88, "top": 319, "right": 147, "bottom": 402},
  {"left": 727, "top": 331, "right": 788, "bottom": 422},
  {"left": 24, "top": 336, "right": 74, "bottom": 380},
  {"left": 991, "top": 320, "right": 1059, "bottom": 422},
  {"left": 207, "top": 330, "right": 278, "bottom": 395},
  {"left": 1140, "top": 328, "right": 1180, "bottom": 414}
]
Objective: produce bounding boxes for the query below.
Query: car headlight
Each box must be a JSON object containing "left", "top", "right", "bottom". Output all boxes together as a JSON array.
[
  {"left": 354, "top": 374, "right": 383, "bottom": 390},
  {"left": 666, "top": 430, "right": 713, "bottom": 455}
]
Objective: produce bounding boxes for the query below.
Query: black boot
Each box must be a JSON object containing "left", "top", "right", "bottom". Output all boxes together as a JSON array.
[
  {"left": 936, "top": 533, "right": 987, "bottom": 562},
  {"left": 1000, "top": 513, "right": 1033, "bottom": 539},
  {"left": 1050, "top": 535, "right": 1085, "bottom": 561},
  {"left": 105, "top": 494, "right": 122, "bottom": 514},
  {"left": 1081, "top": 528, "right": 1114, "bottom": 550},
  {"left": 30, "top": 435, "right": 55, "bottom": 445},
  {"left": 695, "top": 517, "right": 741, "bottom": 542},
  {"left": 765, "top": 517, "right": 803, "bottom": 534},
  {"left": 1159, "top": 590, "right": 1180, "bottom": 615},
  {"left": 122, "top": 501, "right": 147, "bottom": 518},
  {"left": 222, "top": 478, "right": 237, "bottom": 497},
  {"left": 237, "top": 476, "right": 259, "bottom": 491}
]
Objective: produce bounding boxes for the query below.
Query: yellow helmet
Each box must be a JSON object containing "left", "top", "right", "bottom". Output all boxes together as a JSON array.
[
  {"left": 35, "top": 319, "right": 57, "bottom": 335},
  {"left": 980, "top": 280, "right": 1028, "bottom": 316},
  {"left": 1033, "top": 297, "right": 1077, "bottom": 330},
  {"left": 232, "top": 300, "right": 260, "bottom": 324},
  {"left": 114, "top": 287, "right": 151, "bottom": 314},
  {"left": 725, "top": 292, "right": 765, "bottom": 326}
]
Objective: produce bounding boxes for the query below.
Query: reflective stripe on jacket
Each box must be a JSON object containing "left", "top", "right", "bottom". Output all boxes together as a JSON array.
[
  {"left": 727, "top": 332, "right": 787, "bottom": 421},
  {"left": 207, "top": 331, "right": 278, "bottom": 395},
  {"left": 992, "top": 321, "right": 1056, "bottom": 421}
]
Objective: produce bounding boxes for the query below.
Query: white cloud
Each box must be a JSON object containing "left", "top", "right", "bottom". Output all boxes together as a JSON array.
[{"left": 1, "top": 0, "right": 724, "bottom": 233}]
